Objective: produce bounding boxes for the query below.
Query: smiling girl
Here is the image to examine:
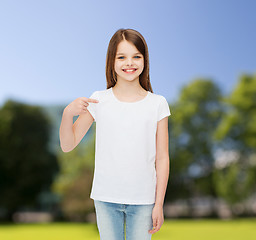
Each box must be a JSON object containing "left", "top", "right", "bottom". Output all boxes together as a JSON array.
[{"left": 59, "top": 28, "right": 171, "bottom": 240}]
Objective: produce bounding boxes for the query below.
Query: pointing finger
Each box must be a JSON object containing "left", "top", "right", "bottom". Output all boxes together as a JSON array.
[
  {"left": 81, "top": 97, "right": 99, "bottom": 103},
  {"left": 88, "top": 98, "right": 99, "bottom": 103}
]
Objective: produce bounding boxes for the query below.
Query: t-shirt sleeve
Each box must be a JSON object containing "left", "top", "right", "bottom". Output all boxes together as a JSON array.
[
  {"left": 86, "top": 91, "right": 99, "bottom": 122},
  {"left": 157, "top": 96, "right": 171, "bottom": 122}
]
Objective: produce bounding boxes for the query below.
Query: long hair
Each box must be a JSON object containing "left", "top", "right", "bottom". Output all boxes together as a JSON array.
[{"left": 105, "top": 28, "right": 153, "bottom": 93}]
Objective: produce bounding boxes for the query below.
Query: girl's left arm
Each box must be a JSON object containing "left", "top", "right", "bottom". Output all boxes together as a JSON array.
[
  {"left": 155, "top": 116, "right": 170, "bottom": 207},
  {"left": 149, "top": 116, "right": 169, "bottom": 234}
]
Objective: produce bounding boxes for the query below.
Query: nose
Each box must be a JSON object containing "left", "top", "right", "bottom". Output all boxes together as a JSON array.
[{"left": 126, "top": 57, "right": 134, "bottom": 66}]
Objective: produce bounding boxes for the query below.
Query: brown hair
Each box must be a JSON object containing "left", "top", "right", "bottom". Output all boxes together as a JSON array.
[{"left": 105, "top": 28, "right": 153, "bottom": 93}]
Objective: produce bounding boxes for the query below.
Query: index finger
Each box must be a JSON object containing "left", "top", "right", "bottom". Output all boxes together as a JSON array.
[{"left": 81, "top": 97, "right": 99, "bottom": 103}]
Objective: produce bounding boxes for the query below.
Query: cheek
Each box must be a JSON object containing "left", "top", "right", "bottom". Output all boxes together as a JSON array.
[
  {"left": 139, "top": 57, "right": 144, "bottom": 67},
  {"left": 139, "top": 59, "right": 144, "bottom": 69},
  {"left": 138, "top": 61, "right": 144, "bottom": 74},
  {"left": 114, "top": 61, "right": 122, "bottom": 71}
]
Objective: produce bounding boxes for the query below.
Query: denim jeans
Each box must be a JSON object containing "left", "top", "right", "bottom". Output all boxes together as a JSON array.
[{"left": 94, "top": 200, "right": 155, "bottom": 240}]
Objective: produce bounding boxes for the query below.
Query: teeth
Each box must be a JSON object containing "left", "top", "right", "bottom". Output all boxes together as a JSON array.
[{"left": 123, "top": 69, "right": 136, "bottom": 72}]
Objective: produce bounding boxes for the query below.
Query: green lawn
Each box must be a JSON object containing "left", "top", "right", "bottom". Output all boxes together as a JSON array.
[{"left": 0, "top": 218, "right": 255, "bottom": 240}]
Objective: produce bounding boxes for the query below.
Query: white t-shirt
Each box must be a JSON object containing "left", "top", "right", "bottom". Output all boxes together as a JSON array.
[{"left": 86, "top": 87, "right": 171, "bottom": 205}]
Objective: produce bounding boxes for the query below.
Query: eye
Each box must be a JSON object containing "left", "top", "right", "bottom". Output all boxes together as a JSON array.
[
  {"left": 134, "top": 56, "right": 141, "bottom": 58},
  {"left": 117, "top": 56, "right": 124, "bottom": 59}
]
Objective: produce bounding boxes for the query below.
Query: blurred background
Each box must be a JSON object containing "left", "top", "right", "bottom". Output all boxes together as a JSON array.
[{"left": 0, "top": 0, "right": 256, "bottom": 239}]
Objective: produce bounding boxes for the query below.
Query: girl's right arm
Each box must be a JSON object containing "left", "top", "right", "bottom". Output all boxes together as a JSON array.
[
  {"left": 59, "top": 97, "right": 99, "bottom": 152},
  {"left": 59, "top": 108, "right": 76, "bottom": 152}
]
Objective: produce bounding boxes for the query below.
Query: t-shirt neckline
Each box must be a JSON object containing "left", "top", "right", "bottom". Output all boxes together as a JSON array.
[{"left": 110, "top": 87, "right": 150, "bottom": 104}]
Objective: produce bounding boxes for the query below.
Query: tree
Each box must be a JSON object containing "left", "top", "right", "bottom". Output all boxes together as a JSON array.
[
  {"left": 167, "top": 79, "right": 223, "bottom": 205},
  {"left": 213, "top": 74, "right": 256, "bottom": 213},
  {"left": 214, "top": 74, "right": 256, "bottom": 151},
  {"left": 52, "top": 124, "right": 96, "bottom": 221},
  {"left": 0, "top": 100, "right": 59, "bottom": 221}
]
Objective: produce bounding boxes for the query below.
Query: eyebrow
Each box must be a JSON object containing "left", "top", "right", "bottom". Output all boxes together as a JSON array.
[{"left": 116, "top": 52, "right": 142, "bottom": 55}]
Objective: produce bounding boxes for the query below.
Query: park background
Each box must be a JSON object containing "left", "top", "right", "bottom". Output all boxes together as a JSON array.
[{"left": 0, "top": 0, "right": 256, "bottom": 239}]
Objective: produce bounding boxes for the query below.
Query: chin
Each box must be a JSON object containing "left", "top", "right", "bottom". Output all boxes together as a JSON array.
[{"left": 124, "top": 76, "right": 140, "bottom": 81}]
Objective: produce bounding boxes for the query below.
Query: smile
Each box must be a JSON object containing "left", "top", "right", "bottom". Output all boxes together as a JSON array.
[{"left": 122, "top": 68, "right": 137, "bottom": 73}]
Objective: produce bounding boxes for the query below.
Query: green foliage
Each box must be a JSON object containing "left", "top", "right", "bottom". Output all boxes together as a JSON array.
[
  {"left": 59, "top": 167, "right": 94, "bottom": 221},
  {"left": 0, "top": 100, "right": 59, "bottom": 215},
  {"left": 168, "top": 75, "right": 256, "bottom": 209},
  {"left": 214, "top": 74, "right": 256, "bottom": 150},
  {"left": 168, "top": 79, "right": 222, "bottom": 200},
  {"left": 229, "top": 75, "right": 256, "bottom": 111},
  {"left": 213, "top": 162, "right": 256, "bottom": 205},
  {"left": 213, "top": 74, "right": 256, "bottom": 207},
  {"left": 52, "top": 125, "right": 96, "bottom": 220}
]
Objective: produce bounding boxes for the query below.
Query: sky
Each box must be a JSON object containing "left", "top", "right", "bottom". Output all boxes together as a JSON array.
[{"left": 0, "top": 0, "right": 256, "bottom": 107}]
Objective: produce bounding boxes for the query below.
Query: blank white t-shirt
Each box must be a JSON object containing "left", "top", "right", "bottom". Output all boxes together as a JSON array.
[{"left": 86, "top": 87, "right": 171, "bottom": 204}]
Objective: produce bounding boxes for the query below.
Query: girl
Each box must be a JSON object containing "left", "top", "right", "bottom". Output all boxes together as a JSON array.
[{"left": 59, "top": 28, "right": 171, "bottom": 240}]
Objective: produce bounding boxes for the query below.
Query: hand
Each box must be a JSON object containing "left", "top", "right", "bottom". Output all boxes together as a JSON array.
[
  {"left": 148, "top": 204, "right": 164, "bottom": 234},
  {"left": 65, "top": 97, "right": 99, "bottom": 117}
]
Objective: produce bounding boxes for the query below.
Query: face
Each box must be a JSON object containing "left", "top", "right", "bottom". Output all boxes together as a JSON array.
[{"left": 114, "top": 40, "right": 144, "bottom": 83}]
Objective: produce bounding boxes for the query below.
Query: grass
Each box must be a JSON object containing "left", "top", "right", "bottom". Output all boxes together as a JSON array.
[{"left": 0, "top": 218, "right": 255, "bottom": 240}]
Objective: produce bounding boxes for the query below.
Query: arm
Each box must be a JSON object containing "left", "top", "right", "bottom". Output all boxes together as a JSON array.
[
  {"left": 59, "top": 108, "right": 76, "bottom": 152},
  {"left": 149, "top": 116, "right": 169, "bottom": 235},
  {"left": 59, "top": 107, "right": 95, "bottom": 152},
  {"left": 155, "top": 116, "right": 170, "bottom": 207}
]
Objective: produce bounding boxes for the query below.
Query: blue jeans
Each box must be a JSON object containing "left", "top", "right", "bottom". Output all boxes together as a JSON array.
[{"left": 94, "top": 200, "right": 155, "bottom": 240}]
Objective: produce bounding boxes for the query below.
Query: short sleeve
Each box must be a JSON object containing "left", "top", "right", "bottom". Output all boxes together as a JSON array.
[
  {"left": 157, "top": 96, "right": 171, "bottom": 122},
  {"left": 86, "top": 91, "right": 99, "bottom": 122}
]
